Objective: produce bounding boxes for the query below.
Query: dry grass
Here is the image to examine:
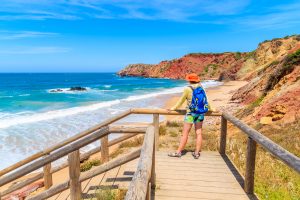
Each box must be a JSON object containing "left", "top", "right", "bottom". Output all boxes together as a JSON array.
[
  {"left": 119, "top": 136, "right": 144, "bottom": 148},
  {"left": 110, "top": 135, "right": 144, "bottom": 159},
  {"left": 225, "top": 122, "right": 300, "bottom": 200},
  {"left": 95, "top": 187, "right": 127, "bottom": 200}
]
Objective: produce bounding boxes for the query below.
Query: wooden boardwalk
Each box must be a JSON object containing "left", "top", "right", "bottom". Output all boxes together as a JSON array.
[
  {"left": 154, "top": 151, "right": 250, "bottom": 200},
  {"left": 49, "top": 158, "right": 138, "bottom": 200},
  {"left": 49, "top": 151, "right": 250, "bottom": 200}
]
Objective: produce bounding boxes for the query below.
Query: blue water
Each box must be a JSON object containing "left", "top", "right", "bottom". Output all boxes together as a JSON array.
[{"left": 0, "top": 73, "right": 221, "bottom": 169}]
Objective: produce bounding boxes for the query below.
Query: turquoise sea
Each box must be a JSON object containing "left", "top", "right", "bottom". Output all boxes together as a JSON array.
[{"left": 0, "top": 73, "right": 222, "bottom": 169}]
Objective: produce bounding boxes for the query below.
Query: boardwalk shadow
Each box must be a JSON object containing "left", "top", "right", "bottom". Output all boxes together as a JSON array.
[{"left": 221, "top": 154, "right": 259, "bottom": 200}]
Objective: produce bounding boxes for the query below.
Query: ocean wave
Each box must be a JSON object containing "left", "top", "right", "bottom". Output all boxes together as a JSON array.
[
  {"left": 103, "top": 85, "right": 112, "bottom": 88},
  {"left": 47, "top": 87, "right": 91, "bottom": 94},
  {"left": 0, "top": 95, "right": 13, "bottom": 98},
  {"left": 19, "top": 94, "right": 30, "bottom": 97},
  {"left": 98, "top": 89, "right": 119, "bottom": 92},
  {"left": 0, "top": 81, "right": 222, "bottom": 129},
  {"left": 0, "top": 100, "right": 121, "bottom": 129}
]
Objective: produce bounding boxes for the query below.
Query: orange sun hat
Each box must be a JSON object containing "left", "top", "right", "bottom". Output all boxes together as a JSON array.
[{"left": 186, "top": 73, "right": 200, "bottom": 82}]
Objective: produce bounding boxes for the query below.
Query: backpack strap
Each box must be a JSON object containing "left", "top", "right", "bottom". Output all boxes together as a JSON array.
[{"left": 188, "top": 85, "right": 194, "bottom": 91}]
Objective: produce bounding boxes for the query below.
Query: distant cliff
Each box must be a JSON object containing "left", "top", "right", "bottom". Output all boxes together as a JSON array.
[
  {"left": 118, "top": 35, "right": 300, "bottom": 124},
  {"left": 118, "top": 35, "right": 300, "bottom": 81}
]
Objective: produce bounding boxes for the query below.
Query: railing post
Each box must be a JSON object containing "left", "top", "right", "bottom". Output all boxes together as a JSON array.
[
  {"left": 101, "top": 135, "right": 109, "bottom": 163},
  {"left": 153, "top": 114, "right": 159, "bottom": 151},
  {"left": 150, "top": 139, "right": 156, "bottom": 189},
  {"left": 244, "top": 137, "right": 257, "bottom": 194},
  {"left": 146, "top": 182, "right": 151, "bottom": 200},
  {"left": 43, "top": 157, "right": 53, "bottom": 189},
  {"left": 220, "top": 116, "right": 227, "bottom": 155},
  {"left": 68, "top": 150, "right": 81, "bottom": 200}
]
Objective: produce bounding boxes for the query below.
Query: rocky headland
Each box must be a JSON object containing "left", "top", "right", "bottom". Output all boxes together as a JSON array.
[{"left": 118, "top": 35, "right": 300, "bottom": 125}]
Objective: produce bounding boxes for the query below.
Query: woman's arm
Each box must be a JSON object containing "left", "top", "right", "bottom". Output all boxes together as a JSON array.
[{"left": 170, "top": 88, "right": 188, "bottom": 110}]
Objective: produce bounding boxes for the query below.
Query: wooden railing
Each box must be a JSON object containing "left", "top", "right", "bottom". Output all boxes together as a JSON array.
[{"left": 0, "top": 108, "right": 299, "bottom": 200}]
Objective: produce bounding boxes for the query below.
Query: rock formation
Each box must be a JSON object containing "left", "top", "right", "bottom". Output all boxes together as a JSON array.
[{"left": 118, "top": 35, "right": 300, "bottom": 124}]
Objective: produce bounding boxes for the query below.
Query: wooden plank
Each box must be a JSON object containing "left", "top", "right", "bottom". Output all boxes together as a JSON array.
[
  {"left": 125, "top": 126, "right": 155, "bottom": 200},
  {"left": 108, "top": 125, "right": 147, "bottom": 133},
  {"left": 153, "top": 114, "right": 159, "bottom": 150},
  {"left": 220, "top": 116, "right": 227, "bottom": 155},
  {"left": 27, "top": 149, "right": 141, "bottom": 200},
  {"left": 101, "top": 135, "right": 109, "bottom": 163},
  {"left": 156, "top": 179, "right": 241, "bottom": 188},
  {"left": 157, "top": 184, "right": 245, "bottom": 194},
  {"left": 244, "top": 137, "right": 257, "bottom": 194},
  {"left": 43, "top": 161, "right": 53, "bottom": 189},
  {"left": 155, "top": 190, "right": 249, "bottom": 200},
  {"left": 223, "top": 112, "right": 300, "bottom": 174},
  {"left": 112, "top": 159, "right": 138, "bottom": 189},
  {"left": 156, "top": 174, "right": 238, "bottom": 182},
  {"left": 68, "top": 150, "right": 81, "bottom": 200}
]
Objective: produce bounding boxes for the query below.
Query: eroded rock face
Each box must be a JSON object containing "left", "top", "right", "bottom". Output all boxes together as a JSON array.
[
  {"left": 118, "top": 53, "right": 247, "bottom": 80},
  {"left": 118, "top": 35, "right": 300, "bottom": 125},
  {"left": 233, "top": 48, "right": 300, "bottom": 124},
  {"left": 118, "top": 35, "right": 300, "bottom": 82}
]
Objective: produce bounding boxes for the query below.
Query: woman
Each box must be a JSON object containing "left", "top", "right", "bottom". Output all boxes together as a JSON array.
[{"left": 168, "top": 73, "right": 214, "bottom": 159}]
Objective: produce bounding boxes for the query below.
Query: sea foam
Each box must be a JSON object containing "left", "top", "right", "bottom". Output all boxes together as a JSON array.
[{"left": 0, "top": 81, "right": 221, "bottom": 129}]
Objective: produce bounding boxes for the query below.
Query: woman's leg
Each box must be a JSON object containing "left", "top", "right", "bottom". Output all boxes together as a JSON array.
[
  {"left": 194, "top": 121, "right": 203, "bottom": 154},
  {"left": 177, "top": 122, "right": 193, "bottom": 153}
]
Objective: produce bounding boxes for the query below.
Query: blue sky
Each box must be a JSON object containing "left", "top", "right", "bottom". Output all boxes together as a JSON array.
[{"left": 0, "top": 0, "right": 299, "bottom": 72}]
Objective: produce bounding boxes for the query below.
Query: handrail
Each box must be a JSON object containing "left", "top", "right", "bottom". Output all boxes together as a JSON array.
[
  {"left": 0, "top": 109, "right": 217, "bottom": 177},
  {"left": 28, "top": 149, "right": 142, "bottom": 200},
  {"left": 125, "top": 126, "right": 155, "bottom": 200},
  {"left": 0, "top": 110, "right": 131, "bottom": 177},
  {"left": 222, "top": 112, "right": 300, "bottom": 173},
  {"left": 1, "top": 108, "right": 299, "bottom": 200},
  {"left": 131, "top": 108, "right": 222, "bottom": 116},
  {"left": 0, "top": 133, "right": 140, "bottom": 197},
  {"left": 0, "top": 126, "right": 109, "bottom": 187}
]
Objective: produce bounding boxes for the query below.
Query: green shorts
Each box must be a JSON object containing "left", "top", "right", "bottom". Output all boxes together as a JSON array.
[{"left": 184, "top": 113, "right": 205, "bottom": 124}]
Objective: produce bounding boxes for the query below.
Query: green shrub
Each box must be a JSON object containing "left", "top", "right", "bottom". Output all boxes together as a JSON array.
[
  {"left": 80, "top": 159, "right": 102, "bottom": 172},
  {"left": 245, "top": 50, "right": 256, "bottom": 59},
  {"left": 264, "top": 49, "right": 300, "bottom": 94},
  {"left": 95, "top": 188, "right": 127, "bottom": 200},
  {"left": 235, "top": 52, "right": 242, "bottom": 60}
]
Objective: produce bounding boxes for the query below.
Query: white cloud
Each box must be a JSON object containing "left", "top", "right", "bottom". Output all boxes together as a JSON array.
[
  {"left": 0, "top": 31, "right": 59, "bottom": 40},
  {"left": 0, "top": 46, "right": 70, "bottom": 54},
  {"left": 232, "top": 2, "right": 300, "bottom": 29},
  {"left": 0, "top": 0, "right": 250, "bottom": 22}
]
